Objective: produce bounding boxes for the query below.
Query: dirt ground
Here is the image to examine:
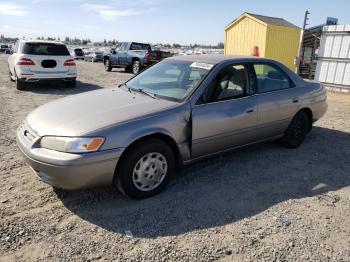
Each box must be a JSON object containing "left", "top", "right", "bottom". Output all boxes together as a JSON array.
[{"left": 0, "top": 53, "right": 350, "bottom": 262}]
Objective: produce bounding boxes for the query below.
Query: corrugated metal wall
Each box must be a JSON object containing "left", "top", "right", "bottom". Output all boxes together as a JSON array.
[
  {"left": 315, "top": 25, "right": 350, "bottom": 92},
  {"left": 225, "top": 16, "right": 267, "bottom": 57},
  {"left": 265, "top": 25, "right": 301, "bottom": 70}
]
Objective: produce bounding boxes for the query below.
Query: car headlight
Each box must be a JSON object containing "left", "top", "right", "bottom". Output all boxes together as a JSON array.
[{"left": 40, "top": 136, "right": 105, "bottom": 153}]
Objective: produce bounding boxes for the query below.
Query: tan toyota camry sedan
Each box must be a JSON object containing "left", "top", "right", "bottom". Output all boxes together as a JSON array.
[{"left": 17, "top": 55, "right": 328, "bottom": 199}]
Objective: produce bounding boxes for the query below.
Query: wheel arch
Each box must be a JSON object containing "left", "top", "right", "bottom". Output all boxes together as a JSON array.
[
  {"left": 103, "top": 55, "right": 109, "bottom": 62},
  {"left": 132, "top": 57, "right": 140, "bottom": 63},
  {"left": 298, "top": 107, "right": 313, "bottom": 131}
]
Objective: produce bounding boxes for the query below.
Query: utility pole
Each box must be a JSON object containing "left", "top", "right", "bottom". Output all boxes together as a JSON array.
[{"left": 296, "top": 10, "right": 310, "bottom": 74}]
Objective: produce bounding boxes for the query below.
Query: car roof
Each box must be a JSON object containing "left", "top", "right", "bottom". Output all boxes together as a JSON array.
[
  {"left": 19, "top": 39, "right": 65, "bottom": 45},
  {"left": 167, "top": 54, "right": 275, "bottom": 65}
]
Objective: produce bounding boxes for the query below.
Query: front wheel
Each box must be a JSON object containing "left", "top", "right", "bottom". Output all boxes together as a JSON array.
[
  {"left": 115, "top": 138, "right": 175, "bottom": 199},
  {"left": 282, "top": 111, "right": 309, "bottom": 148},
  {"left": 104, "top": 59, "right": 112, "bottom": 71}
]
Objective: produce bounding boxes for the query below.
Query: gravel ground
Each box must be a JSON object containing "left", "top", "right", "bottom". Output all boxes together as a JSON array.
[{"left": 0, "top": 53, "right": 350, "bottom": 261}]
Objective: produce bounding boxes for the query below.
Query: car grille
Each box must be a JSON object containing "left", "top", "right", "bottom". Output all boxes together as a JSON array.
[{"left": 18, "top": 121, "right": 40, "bottom": 145}]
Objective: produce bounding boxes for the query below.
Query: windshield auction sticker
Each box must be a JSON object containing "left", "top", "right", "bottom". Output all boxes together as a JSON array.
[{"left": 190, "top": 62, "right": 214, "bottom": 70}]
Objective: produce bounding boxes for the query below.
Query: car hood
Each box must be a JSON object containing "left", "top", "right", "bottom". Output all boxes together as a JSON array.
[{"left": 26, "top": 88, "right": 178, "bottom": 136}]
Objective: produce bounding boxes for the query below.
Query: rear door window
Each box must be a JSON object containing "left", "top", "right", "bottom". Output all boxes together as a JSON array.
[
  {"left": 253, "top": 63, "right": 292, "bottom": 93},
  {"left": 130, "top": 43, "right": 151, "bottom": 51},
  {"left": 21, "top": 43, "right": 70, "bottom": 56}
]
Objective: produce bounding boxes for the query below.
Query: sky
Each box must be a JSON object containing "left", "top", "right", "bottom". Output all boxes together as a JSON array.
[{"left": 1, "top": 0, "right": 350, "bottom": 45}]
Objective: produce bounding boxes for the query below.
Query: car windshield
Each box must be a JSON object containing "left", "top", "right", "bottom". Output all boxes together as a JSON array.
[
  {"left": 126, "top": 60, "right": 212, "bottom": 101},
  {"left": 22, "top": 43, "right": 70, "bottom": 56}
]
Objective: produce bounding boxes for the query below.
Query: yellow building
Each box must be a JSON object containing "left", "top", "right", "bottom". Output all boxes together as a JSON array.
[{"left": 224, "top": 12, "right": 301, "bottom": 70}]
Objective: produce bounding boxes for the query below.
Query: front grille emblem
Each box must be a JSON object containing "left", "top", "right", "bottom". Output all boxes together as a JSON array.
[{"left": 24, "top": 130, "right": 29, "bottom": 136}]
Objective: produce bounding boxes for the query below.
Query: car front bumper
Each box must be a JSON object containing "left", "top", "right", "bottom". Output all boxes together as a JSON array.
[{"left": 16, "top": 123, "right": 122, "bottom": 190}]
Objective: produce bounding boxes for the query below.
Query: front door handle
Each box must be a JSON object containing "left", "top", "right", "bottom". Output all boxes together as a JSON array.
[
  {"left": 246, "top": 109, "right": 254, "bottom": 113},
  {"left": 292, "top": 98, "right": 299, "bottom": 103}
]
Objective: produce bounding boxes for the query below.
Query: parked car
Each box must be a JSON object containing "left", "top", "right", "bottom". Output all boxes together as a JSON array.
[
  {"left": 8, "top": 40, "right": 77, "bottom": 90},
  {"left": 16, "top": 55, "right": 327, "bottom": 199},
  {"left": 103, "top": 42, "right": 173, "bottom": 74},
  {"left": 84, "top": 50, "right": 104, "bottom": 62},
  {"left": 71, "top": 48, "right": 85, "bottom": 60},
  {"left": 0, "top": 44, "right": 11, "bottom": 53}
]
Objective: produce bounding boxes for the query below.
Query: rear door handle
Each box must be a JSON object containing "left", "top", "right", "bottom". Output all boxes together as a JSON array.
[
  {"left": 292, "top": 98, "right": 299, "bottom": 103},
  {"left": 246, "top": 109, "right": 254, "bottom": 113}
]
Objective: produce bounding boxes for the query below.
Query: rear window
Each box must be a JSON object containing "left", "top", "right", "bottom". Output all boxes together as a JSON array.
[
  {"left": 22, "top": 43, "right": 70, "bottom": 56},
  {"left": 130, "top": 43, "right": 151, "bottom": 51},
  {"left": 74, "top": 49, "right": 83, "bottom": 54},
  {"left": 1, "top": 45, "right": 9, "bottom": 48}
]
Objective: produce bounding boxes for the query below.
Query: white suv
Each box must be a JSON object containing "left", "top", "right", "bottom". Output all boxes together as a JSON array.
[{"left": 8, "top": 40, "right": 77, "bottom": 90}]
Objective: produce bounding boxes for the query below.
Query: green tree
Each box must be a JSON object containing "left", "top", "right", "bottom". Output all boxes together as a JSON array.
[{"left": 217, "top": 42, "right": 224, "bottom": 49}]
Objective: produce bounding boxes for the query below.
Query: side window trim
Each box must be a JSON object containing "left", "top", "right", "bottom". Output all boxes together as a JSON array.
[{"left": 252, "top": 62, "right": 295, "bottom": 94}]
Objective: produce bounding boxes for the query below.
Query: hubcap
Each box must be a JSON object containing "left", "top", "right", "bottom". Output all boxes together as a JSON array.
[
  {"left": 132, "top": 152, "right": 168, "bottom": 192},
  {"left": 133, "top": 63, "right": 139, "bottom": 73}
]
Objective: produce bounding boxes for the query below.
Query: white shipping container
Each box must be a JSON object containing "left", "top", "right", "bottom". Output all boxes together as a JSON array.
[
  {"left": 315, "top": 61, "right": 350, "bottom": 86},
  {"left": 315, "top": 24, "right": 350, "bottom": 91}
]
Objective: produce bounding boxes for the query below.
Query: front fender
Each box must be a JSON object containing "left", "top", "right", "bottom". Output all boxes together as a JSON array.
[
  {"left": 125, "top": 127, "right": 174, "bottom": 146},
  {"left": 98, "top": 106, "right": 190, "bottom": 152}
]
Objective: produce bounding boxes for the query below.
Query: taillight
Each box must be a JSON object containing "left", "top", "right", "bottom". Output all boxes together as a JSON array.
[
  {"left": 64, "top": 59, "right": 76, "bottom": 66},
  {"left": 145, "top": 52, "right": 150, "bottom": 61},
  {"left": 17, "top": 58, "right": 35, "bottom": 66}
]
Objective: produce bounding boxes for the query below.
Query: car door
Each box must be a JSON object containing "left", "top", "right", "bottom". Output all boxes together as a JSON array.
[
  {"left": 118, "top": 42, "right": 129, "bottom": 66},
  {"left": 191, "top": 63, "right": 258, "bottom": 158},
  {"left": 253, "top": 63, "right": 302, "bottom": 139}
]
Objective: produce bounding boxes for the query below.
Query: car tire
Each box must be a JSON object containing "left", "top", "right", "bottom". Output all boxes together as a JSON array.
[
  {"left": 14, "top": 70, "right": 25, "bottom": 90},
  {"left": 9, "top": 69, "right": 15, "bottom": 82},
  {"left": 115, "top": 138, "right": 175, "bottom": 199},
  {"left": 66, "top": 80, "right": 76, "bottom": 88},
  {"left": 124, "top": 66, "right": 132, "bottom": 73},
  {"left": 104, "top": 59, "right": 112, "bottom": 71},
  {"left": 282, "top": 111, "right": 309, "bottom": 148},
  {"left": 132, "top": 60, "right": 141, "bottom": 74}
]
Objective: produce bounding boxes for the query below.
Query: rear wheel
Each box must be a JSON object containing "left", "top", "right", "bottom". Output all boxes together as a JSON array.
[
  {"left": 14, "top": 70, "right": 25, "bottom": 90},
  {"left": 104, "top": 59, "right": 112, "bottom": 71},
  {"left": 125, "top": 66, "right": 132, "bottom": 73},
  {"left": 282, "top": 111, "right": 309, "bottom": 148},
  {"left": 9, "top": 69, "right": 14, "bottom": 82},
  {"left": 132, "top": 60, "right": 141, "bottom": 74},
  {"left": 115, "top": 138, "right": 175, "bottom": 199},
  {"left": 66, "top": 79, "right": 76, "bottom": 88}
]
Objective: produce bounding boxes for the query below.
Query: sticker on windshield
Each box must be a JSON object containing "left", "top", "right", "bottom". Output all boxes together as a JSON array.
[{"left": 190, "top": 62, "right": 214, "bottom": 70}]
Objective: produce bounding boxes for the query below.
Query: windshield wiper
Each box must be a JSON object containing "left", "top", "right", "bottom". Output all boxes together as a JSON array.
[
  {"left": 118, "top": 83, "right": 133, "bottom": 94},
  {"left": 131, "top": 88, "right": 157, "bottom": 99}
]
